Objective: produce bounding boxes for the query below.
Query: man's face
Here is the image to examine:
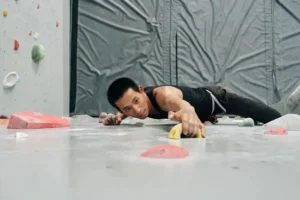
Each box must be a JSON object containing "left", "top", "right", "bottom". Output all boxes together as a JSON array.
[{"left": 115, "top": 87, "right": 149, "bottom": 119}]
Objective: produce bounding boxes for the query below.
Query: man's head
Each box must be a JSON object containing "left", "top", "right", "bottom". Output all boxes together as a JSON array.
[{"left": 107, "top": 77, "right": 149, "bottom": 119}]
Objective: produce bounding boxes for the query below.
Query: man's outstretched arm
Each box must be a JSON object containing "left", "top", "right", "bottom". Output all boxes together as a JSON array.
[{"left": 153, "top": 86, "right": 205, "bottom": 137}]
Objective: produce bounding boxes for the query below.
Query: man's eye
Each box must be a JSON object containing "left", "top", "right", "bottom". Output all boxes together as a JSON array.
[{"left": 135, "top": 99, "right": 138, "bottom": 103}]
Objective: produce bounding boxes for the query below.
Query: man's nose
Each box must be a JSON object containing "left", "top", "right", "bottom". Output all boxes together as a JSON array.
[{"left": 132, "top": 105, "right": 140, "bottom": 113}]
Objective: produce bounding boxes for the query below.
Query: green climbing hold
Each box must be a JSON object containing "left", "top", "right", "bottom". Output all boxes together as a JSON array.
[{"left": 31, "top": 44, "right": 46, "bottom": 63}]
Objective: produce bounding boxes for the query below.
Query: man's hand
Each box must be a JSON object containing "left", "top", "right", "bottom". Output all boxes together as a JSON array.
[
  {"left": 168, "top": 106, "right": 205, "bottom": 137},
  {"left": 99, "top": 112, "right": 125, "bottom": 125}
]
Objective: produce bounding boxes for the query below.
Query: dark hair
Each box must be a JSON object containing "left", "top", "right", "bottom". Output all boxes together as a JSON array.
[{"left": 107, "top": 77, "right": 139, "bottom": 109}]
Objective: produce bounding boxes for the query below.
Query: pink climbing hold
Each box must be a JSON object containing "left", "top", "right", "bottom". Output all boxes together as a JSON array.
[
  {"left": 37, "top": 4, "right": 40, "bottom": 9},
  {"left": 7, "top": 111, "right": 71, "bottom": 129},
  {"left": 140, "top": 144, "right": 189, "bottom": 159},
  {"left": 29, "top": 31, "right": 32, "bottom": 36},
  {"left": 56, "top": 21, "right": 59, "bottom": 27},
  {"left": 264, "top": 128, "right": 288, "bottom": 135}
]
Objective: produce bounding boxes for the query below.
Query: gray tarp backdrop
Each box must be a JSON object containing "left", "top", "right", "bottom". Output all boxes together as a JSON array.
[{"left": 74, "top": 0, "right": 300, "bottom": 116}]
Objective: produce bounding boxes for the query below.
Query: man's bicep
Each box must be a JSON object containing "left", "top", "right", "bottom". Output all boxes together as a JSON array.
[
  {"left": 154, "top": 87, "right": 185, "bottom": 112},
  {"left": 154, "top": 86, "right": 182, "bottom": 103}
]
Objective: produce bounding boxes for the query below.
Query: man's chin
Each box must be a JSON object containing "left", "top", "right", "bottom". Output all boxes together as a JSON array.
[
  {"left": 140, "top": 116, "right": 147, "bottom": 119},
  {"left": 137, "top": 114, "right": 147, "bottom": 119}
]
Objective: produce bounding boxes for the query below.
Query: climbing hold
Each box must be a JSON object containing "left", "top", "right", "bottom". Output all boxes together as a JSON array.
[
  {"left": 0, "top": 115, "right": 8, "bottom": 119},
  {"left": 15, "top": 132, "right": 28, "bottom": 138},
  {"left": 33, "top": 32, "right": 39, "bottom": 40},
  {"left": 204, "top": 121, "right": 213, "bottom": 125},
  {"left": 264, "top": 128, "right": 288, "bottom": 135},
  {"left": 56, "top": 21, "right": 59, "bottom": 27},
  {"left": 3, "top": 72, "right": 20, "bottom": 88},
  {"left": 99, "top": 112, "right": 107, "bottom": 118},
  {"left": 3, "top": 10, "right": 8, "bottom": 17},
  {"left": 238, "top": 118, "right": 255, "bottom": 127},
  {"left": 134, "top": 122, "right": 144, "bottom": 127},
  {"left": 31, "top": 44, "right": 46, "bottom": 63},
  {"left": 168, "top": 123, "right": 204, "bottom": 140},
  {"left": 222, "top": 116, "right": 230, "bottom": 119},
  {"left": 37, "top": 4, "right": 40, "bottom": 9},
  {"left": 0, "top": 116, "right": 9, "bottom": 125},
  {"left": 29, "top": 31, "right": 32, "bottom": 36},
  {"left": 14, "top": 40, "right": 19, "bottom": 51},
  {"left": 99, "top": 112, "right": 107, "bottom": 123},
  {"left": 0, "top": 115, "right": 9, "bottom": 125},
  {"left": 7, "top": 112, "right": 71, "bottom": 129},
  {"left": 140, "top": 144, "right": 189, "bottom": 159}
]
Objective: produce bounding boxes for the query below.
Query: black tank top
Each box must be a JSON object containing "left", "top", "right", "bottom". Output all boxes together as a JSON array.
[{"left": 144, "top": 86, "right": 213, "bottom": 122}]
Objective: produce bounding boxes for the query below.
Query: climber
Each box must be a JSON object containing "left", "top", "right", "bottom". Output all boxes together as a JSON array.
[{"left": 100, "top": 77, "right": 282, "bottom": 137}]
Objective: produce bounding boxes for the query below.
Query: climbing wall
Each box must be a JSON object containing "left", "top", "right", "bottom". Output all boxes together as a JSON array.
[
  {"left": 74, "top": 0, "right": 300, "bottom": 116},
  {"left": 0, "top": 0, "right": 70, "bottom": 116}
]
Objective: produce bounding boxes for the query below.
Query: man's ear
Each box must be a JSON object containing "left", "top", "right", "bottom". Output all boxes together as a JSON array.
[{"left": 138, "top": 86, "right": 144, "bottom": 93}]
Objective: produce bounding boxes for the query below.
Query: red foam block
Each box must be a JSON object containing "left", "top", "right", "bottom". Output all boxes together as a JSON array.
[
  {"left": 7, "top": 112, "right": 71, "bottom": 129},
  {"left": 264, "top": 128, "right": 288, "bottom": 135},
  {"left": 140, "top": 144, "right": 189, "bottom": 159}
]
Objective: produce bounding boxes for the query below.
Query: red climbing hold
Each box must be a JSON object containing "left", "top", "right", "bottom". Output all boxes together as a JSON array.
[
  {"left": 264, "top": 128, "right": 288, "bottom": 135},
  {"left": 140, "top": 144, "right": 189, "bottom": 159},
  {"left": 7, "top": 111, "right": 71, "bottom": 129},
  {"left": 14, "top": 40, "right": 19, "bottom": 51}
]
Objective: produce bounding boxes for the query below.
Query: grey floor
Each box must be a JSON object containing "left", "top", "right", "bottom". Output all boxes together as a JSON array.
[{"left": 1, "top": 117, "right": 300, "bottom": 200}]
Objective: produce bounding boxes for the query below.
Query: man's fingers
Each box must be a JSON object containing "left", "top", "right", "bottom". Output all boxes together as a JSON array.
[
  {"left": 193, "top": 121, "right": 199, "bottom": 137},
  {"left": 168, "top": 111, "right": 175, "bottom": 120},
  {"left": 201, "top": 124, "right": 206, "bottom": 137},
  {"left": 181, "top": 114, "right": 189, "bottom": 135}
]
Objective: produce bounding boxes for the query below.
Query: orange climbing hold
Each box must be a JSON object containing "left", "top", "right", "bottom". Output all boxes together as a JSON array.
[
  {"left": 14, "top": 40, "right": 19, "bottom": 51},
  {"left": 7, "top": 112, "right": 71, "bottom": 129},
  {"left": 140, "top": 144, "right": 189, "bottom": 159},
  {"left": 0, "top": 115, "right": 9, "bottom": 125}
]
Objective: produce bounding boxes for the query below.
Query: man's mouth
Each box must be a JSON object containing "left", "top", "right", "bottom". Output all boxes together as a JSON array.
[{"left": 139, "top": 110, "right": 145, "bottom": 118}]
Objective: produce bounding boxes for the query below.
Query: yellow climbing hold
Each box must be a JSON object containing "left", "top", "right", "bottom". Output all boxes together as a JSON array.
[
  {"left": 168, "top": 123, "right": 203, "bottom": 140},
  {"left": 3, "top": 10, "right": 8, "bottom": 17}
]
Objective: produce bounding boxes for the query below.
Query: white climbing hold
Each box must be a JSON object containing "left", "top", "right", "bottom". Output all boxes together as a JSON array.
[
  {"left": 238, "top": 118, "right": 255, "bottom": 127},
  {"left": 3, "top": 72, "right": 20, "bottom": 88},
  {"left": 33, "top": 32, "right": 39, "bottom": 40},
  {"left": 15, "top": 132, "right": 28, "bottom": 138}
]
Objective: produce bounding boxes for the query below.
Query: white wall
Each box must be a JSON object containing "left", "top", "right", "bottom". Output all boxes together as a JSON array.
[{"left": 0, "top": 0, "right": 70, "bottom": 116}]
